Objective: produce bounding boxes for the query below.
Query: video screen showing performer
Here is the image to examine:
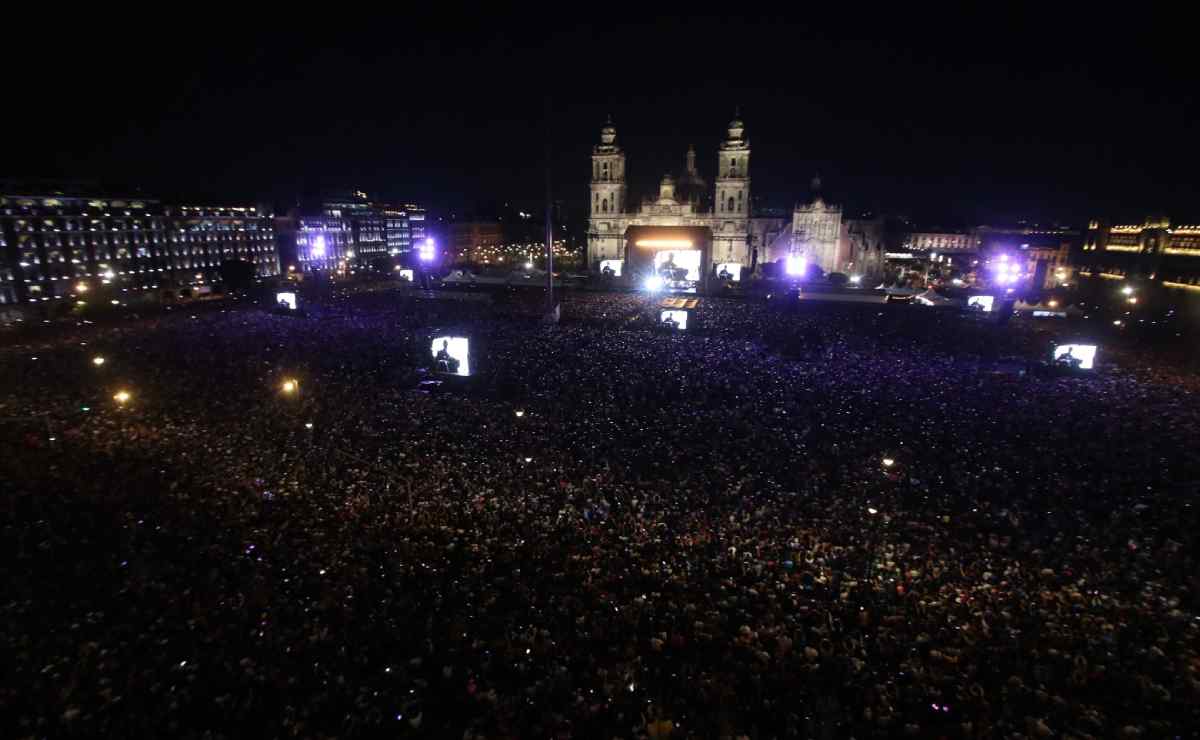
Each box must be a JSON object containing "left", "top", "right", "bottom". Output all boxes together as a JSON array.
[
  {"left": 1052, "top": 343, "right": 1096, "bottom": 370},
  {"left": 431, "top": 336, "right": 471, "bottom": 376},
  {"left": 660, "top": 310, "right": 688, "bottom": 330}
]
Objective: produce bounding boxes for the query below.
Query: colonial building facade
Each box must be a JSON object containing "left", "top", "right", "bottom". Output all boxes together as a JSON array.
[
  {"left": 587, "top": 116, "right": 752, "bottom": 272},
  {"left": 0, "top": 190, "right": 278, "bottom": 305},
  {"left": 789, "top": 176, "right": 841, "bottom": 273},
  {"left": 1079, "top": 217, "right": 1200, "bottom": 288}
]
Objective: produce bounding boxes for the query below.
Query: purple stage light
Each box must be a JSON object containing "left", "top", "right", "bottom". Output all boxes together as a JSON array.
[
  {"left": 311, "top": 235, "right": 327, "bottom": 259},
  {"left": 786, "top": 254, "right": 807, "bottom": 276},
  {"left": 418, "top": 238, "right": 436, "bottom": 262}
]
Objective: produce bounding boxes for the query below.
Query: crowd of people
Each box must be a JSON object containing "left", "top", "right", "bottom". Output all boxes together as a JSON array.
[{"left": 2, "top": 287, "right": 1199, "bottom": 739}]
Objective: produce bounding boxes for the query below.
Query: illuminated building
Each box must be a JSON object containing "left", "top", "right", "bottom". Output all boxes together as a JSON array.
[
  {"left": 1081, "top": 217, "right": 1200, "bottom": 288},
  {"left": 405, "top": 204, "right": 427, "bottom": 244},
  {"left": 788, "top": 176, "right": 842, "bottom": 274},
  {"left": 382, "top": 203, "right": 425, "bottom": 256},
  {"left": 903, "top": 230, "right": 977, "bottom": 253},
  {"left": 450, "top": 222, "right": 504, "bottom": 261},
  {"left": 279, "top": 211, "right": 352, "bottom": 272},
  {"left": 0, "top": 190, "right": 278, "bottom": 305},
  {"left": 322, "top": 193, "right": 387, "bottom": 260},
  {"left": 278, "top": 193, "right": 426, "bottom": 272},
  {"left": 586, "top": 114, "right": 752, "bottom": 273},
  {"left": 976, "top": 225, "right": 1076, "bottom": 290}
]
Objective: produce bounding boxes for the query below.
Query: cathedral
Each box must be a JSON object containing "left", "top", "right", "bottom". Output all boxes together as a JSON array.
[
  {"left": 586, "top": 115, "right": 886, "bottom": 280},
  {"left": 587, "top": 115, "right": 752, "bottom": 274}
]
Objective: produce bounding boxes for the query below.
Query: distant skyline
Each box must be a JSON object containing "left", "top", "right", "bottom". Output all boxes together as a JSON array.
[{"left": 3, "top": 12, "right": 1195, "bottom": 226}]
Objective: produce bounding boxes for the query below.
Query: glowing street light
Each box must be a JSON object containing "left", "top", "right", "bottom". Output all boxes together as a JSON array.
[
  {"left": 1121, "top": 285, "right": 1134, "bottom": 296},
  {"left": 1127, "top": 296, "right": 1138, "bottom": 304},
  {"left": 113, "top": 390, "right": 131, "bottom": 404},
  {"left": 92, "top": 356, "right": 106, "bottom": 366},
  {"left": 514, "top": 410, "right": 525, "bottom": 418},
  {"left": 75, "top": 282, "right": 89, "bottom": 293},
  {"left": 281, "top": 379, "right": 299, "bottom": 394},
  {"left": 786, "top": 254, "right": 807, "bottom": 276},
  {"left": 867, "top": 507, "right": 879, "bottom": 515},
  {"left": 882, "top": 457, "right": 895, "bottom": 468}
]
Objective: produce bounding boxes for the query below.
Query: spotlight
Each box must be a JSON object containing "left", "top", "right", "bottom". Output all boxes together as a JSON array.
[
  {"left": 643, "top": 275, "right": 663, "bottom": 292},
  {"left": 786, "top": 254, "right": 807, "bottom": 276}
]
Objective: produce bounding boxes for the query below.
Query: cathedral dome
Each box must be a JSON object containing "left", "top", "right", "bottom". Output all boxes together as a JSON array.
[{"left": 727, "top": 117, "right": 745, "bottom": 140}]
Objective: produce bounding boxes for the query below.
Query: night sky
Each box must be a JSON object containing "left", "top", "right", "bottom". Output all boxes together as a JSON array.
[{"left": 5, "top": 13, "right": 1196, "bottom": 226}]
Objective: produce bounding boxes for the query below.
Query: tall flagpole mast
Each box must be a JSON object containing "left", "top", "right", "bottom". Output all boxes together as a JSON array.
[{"left": 544, "top": 95, "right": 554, "bottom": 315}]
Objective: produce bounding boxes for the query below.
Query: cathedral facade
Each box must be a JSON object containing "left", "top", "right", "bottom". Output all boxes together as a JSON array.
[
  {"left": 790, "top": 176, "right": 842, "bottom": 274},
  {"left": 587, "top": 116, "right": 752, "bottom": 272}
]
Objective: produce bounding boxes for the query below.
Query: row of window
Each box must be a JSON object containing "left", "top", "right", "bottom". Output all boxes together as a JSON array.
[{"left": 3, "top": 218, "right": 272, "bottom": 232}]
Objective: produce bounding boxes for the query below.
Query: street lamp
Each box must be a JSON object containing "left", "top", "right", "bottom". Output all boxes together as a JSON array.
[
  {"left": 281, "top": 379, "right": 299, "bottom": 395},
  {"left": 92, "top": 356, "right": 106, "bottom": 366},
  {"left": 113, "top": 390, "right": 131, "bottom": 404},
  {"left": 1121, "top": 285, "right": 1134, "bottom": 296}
]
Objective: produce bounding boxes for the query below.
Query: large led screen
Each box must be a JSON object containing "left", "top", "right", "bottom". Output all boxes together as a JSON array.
[{"left": 431, "top": 336, "right": 471, "bottom": 376}]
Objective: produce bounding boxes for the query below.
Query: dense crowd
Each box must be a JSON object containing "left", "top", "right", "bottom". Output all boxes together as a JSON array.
[{"left": 2, "top": 288, "right": 1199, "bottom": 739}]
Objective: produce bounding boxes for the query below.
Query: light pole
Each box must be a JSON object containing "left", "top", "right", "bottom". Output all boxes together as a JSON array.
[{"left": 544, "top": 96, "right": 555, "bottom": 318}]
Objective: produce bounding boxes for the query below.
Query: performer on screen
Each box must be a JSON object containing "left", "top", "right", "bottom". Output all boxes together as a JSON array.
[
  {"left": 435, "top": 340, "right": 460, "bottom": 374},
  {"left": 1057, "top": 347, "right": 1082, "bottom": 370}
]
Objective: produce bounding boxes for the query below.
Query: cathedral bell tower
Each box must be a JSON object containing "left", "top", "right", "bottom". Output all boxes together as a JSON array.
[
  {"left": 716, "top": 114, "right": 750, "bottom": 216},
  {"left": 714, "top": 112, "right": 751, "bottom": 264},
  {"left": 587, "top": 117, "right": 628, "bottom": 266}
]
